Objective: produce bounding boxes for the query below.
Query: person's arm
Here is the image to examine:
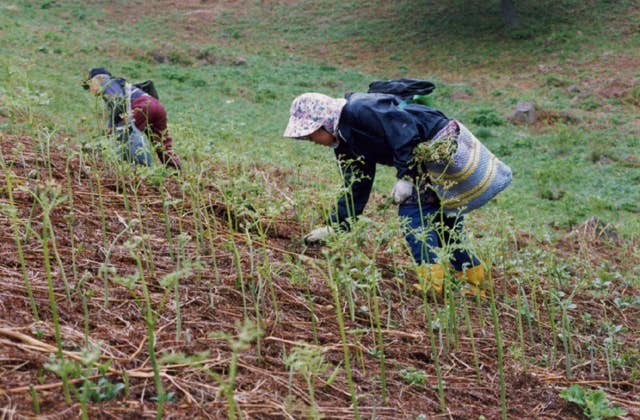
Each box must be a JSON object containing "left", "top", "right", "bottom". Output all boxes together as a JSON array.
[
  {"left": 389, "top": 104, "right": 451, "bottom": 181},
  {"left": 101, "top": 78, "right": 126, "bottom": 131},
  {"left": 329, "top": 145, "right": 376, "bottom": 230},
  {"left": 154, "top": 132, "right": 182, "bottom": 170},
  {"left": 348, "top": 97, "right": 422, "bottom": 181},
  {"left": 378, "top": 106, "right": 422, "bottom": 180}
]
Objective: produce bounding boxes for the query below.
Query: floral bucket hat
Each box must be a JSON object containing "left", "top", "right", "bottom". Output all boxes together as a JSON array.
[{"left": 283, "top": 93, "right": 346, "bottom": 139}]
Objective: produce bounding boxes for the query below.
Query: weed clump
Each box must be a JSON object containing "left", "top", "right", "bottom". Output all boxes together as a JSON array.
[{"left": 470, "top": 108, "right": 505, "bottom": 127}]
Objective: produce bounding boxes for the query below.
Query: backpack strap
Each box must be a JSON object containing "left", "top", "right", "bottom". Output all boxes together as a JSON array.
[{"left": 125, "top": 83, "right": 134, "bottom": 124}]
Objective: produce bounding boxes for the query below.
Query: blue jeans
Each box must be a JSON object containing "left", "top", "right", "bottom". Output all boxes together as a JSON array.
[
  {"left": 114, "top": 124, "right": 152, "bottom": 166},
  {"left": 398, "top": 201, "right": 480, "bottom": 271}
]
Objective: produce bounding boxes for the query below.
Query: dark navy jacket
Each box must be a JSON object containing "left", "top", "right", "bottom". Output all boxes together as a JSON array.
[{"left": 330, "top": 92, "right": 449, "bottom": 227}]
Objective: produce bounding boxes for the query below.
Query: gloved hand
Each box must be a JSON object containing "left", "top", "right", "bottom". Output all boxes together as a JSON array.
[
  {"left": 391, "top": 179, "right": 413, "bottom": 204},
  {"left": 304, "top": 226, "right": 334, "bottom": 245}
]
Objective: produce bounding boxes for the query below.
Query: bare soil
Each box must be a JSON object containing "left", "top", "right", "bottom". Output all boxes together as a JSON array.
[{"left": 0, "top": 129, "right": 638, "bottom": 419}]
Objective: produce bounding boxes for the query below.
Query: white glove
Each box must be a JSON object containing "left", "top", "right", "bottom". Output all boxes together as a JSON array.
[
  {"left": 391, "top": 179, "right": 413, "bottom": 204},
  {"left": 304, "top": 226, "right": 334, "bottom": 245}
]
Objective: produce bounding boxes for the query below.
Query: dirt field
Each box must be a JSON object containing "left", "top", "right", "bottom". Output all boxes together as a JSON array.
[{"left": 1, "top": 127, "right": 638, "bottom": 418}]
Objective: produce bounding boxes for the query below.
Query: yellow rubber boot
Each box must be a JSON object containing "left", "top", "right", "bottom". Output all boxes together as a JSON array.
[
  {"left": 456, "top": 265, "right": 486, "bottom": 297},
  {"left": 413, "top": 264, "right": 445, "bottom": 296}
]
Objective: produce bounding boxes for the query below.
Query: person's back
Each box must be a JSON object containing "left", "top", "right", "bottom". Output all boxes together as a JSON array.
[{"left": 337, "top": 92, "right": 449, "bottom": 174}]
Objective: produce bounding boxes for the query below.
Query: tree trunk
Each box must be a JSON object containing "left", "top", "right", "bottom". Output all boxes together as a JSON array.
[{"left": 501, "top": 0, "right": 518, "bottom": 28}]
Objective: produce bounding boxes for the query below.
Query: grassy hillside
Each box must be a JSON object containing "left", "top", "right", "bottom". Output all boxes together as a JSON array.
[
  {"left": 2, "top": 0, "right": 639, "bottom": 234},
  {"left": 0, "top": 0, "right": 638, "bottom": 418}
]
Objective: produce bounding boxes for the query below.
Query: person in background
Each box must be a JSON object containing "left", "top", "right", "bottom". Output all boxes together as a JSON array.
[
  {"left": 283, "top": 92, "right": 485, "bottom": 296},
  {"left": 83, "top": 67, "right": 181, "bottom": 170}
]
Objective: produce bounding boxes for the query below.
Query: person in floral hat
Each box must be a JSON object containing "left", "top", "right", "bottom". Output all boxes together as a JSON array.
[{"left": 284, "top": 92, "right": 485, "bottom": 297}]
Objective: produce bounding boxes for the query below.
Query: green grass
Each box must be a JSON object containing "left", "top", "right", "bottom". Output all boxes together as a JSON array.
[{"left": 2, "top": 0, "right": 638, "bottom": 236}]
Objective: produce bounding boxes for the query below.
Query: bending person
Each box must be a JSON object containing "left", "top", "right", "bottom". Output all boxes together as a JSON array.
[
  {"left": 283, "top": 92, "right": 485, "bottom": 296},
  {"left": 83, "top": 67, "right": 181, "bottom": 170}
]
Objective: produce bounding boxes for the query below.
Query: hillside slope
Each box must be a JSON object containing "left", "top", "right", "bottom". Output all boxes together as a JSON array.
[{"left": 1, "top": 0, "right": 639, "bottom": 418}]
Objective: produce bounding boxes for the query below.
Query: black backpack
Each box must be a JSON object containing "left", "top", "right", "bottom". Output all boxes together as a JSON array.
[
  {"left": 134, "top": 80, "right": 159, "bottom": 100},
  {"left": 367, "top": 78, "right": 435, "bottom": 106}
]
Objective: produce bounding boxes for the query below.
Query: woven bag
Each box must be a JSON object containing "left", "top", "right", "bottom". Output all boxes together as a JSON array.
[{"left": 425, "top": 121, "right": 512, "bottom": 214}]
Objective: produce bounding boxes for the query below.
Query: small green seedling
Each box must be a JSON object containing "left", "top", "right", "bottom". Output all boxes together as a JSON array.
[
  {"left": 560, "top": 384, "right": 626, "bottom": 420},
  {"left": 399, "top": 366, "right": 427, "bottom": 387}
]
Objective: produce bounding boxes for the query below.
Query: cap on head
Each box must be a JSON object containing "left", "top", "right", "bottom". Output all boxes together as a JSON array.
[
  {"left": 88, "top": 67, "right": 111, "bottom": 78},
  {"left": 82, "top": 67, "right": 112, "bottom": 90}
]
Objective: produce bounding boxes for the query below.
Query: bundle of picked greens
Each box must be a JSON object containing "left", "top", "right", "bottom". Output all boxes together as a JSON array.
[{"left": 411, "top": 131, "right": 458, "bottom": 175}]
